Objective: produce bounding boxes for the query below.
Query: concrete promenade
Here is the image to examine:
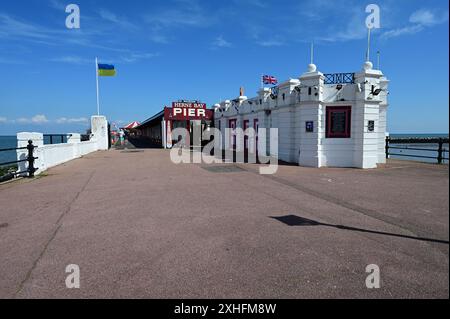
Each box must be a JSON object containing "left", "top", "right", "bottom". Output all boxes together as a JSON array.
[{"left": 0, "top": 148, "right": 448, "bottom": 298}]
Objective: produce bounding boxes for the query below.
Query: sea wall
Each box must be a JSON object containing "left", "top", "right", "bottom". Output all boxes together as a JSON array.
[{"left": 16, "top": 116, "right": 108, "bottom": 175}]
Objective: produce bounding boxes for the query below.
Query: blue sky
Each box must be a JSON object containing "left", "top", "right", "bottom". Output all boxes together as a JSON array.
[{"left": 0, "top": 0, "right": 448, "bottom": 134}]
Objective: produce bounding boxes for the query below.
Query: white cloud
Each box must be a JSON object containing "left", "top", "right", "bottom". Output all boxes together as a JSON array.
[
  {"left": 16, "top": 115, "right": 49, "bottom": 124},
  {"left": 381, "top": 8, "right": 448, "bottom": 40},
  {"left": 316, "top": 6, "right": 369, "bottom": 43},
  {"left": 50, "top": 56, "right": 91, "bottom": 65},
  {"left": 380, "top": 25, "right": 424, "bottom": 40},
  {"left": 48, "top": 0, "right": 66, "bottom": 10},
  {"left": 99, "top": 9, "right": 138, "bottom": 30},
  {"left": 236, "top": 2, "right": 446, "bottom": 46},
  {"left": 0, "top": 12, "right": 126, "bottom": 53},
  {"left": 0, "top": 57, "right": 23, "bottom": 64},
  {"left": 51, "top": 52, "right": 158, "bottom": 65},
  {"left": 232, "top": 0, "right": 369, "bottom": 45},
  {"left": 257, "top": 39, "right": 285, "bottom": 47},
  {"left": 149, "top": 34, "right": 170, "bottom": 44},
  {"left": 14, "top": 116, "right": 88, "bottom": 125},
  {"left": 16, "top": 118, "right": 28, "bottom": 124},
  {"left": 56, "top": 117, "right": 89, "bottom": 124},
  {"left": 0, "top": 117, "right": 7, "bottom": 123},
  {"left": 0, "top": 13, "right": 55, "bottom": 41},
  {"left": 212, "top": 36, "right": 232, "bottom": 48},
  {"left": 31, "top": 115, "right": 49, "bottom": 124},
  {"left": 120, "top": 52, "right": 159, "bottom": 63},
  {"left": 234, "top": 0, "right": 268, "bottom": 8},
  {"left": 409, "top": 9, "right": 446, "bottom": 26},
  {"left": 144, "top": 0, "right": 214, "bottom": 29},
  {"left": 98, "top": 9, "right": 120, "bottom": 23}
]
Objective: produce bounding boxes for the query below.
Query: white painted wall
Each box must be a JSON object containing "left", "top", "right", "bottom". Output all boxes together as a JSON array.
[
  {"left": 16, "top": 116, "right": 108, "bottom": 176},
  {"left": 215, "top": 62, "right": 389, "bottom": 169},
  {"left": 91, "top": 115, "right": 109, "bottom": 150}
]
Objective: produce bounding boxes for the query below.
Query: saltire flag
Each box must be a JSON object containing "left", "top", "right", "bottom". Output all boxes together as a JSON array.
[
  {"left": 98, "top": 64, "right": 116, "bottom": 77},
  {"left": 263, "top": 75, "right": 278, "bottom": 85}
]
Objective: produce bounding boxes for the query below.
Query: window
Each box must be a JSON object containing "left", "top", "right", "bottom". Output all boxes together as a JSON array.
[
  {"left": 229, "top": 119, "right": 237, "bottom": 149},
  {"left": 243, "top": 120, "right": 249, "bottom": 150},
  {"left": 326, "top": 106, "right": 351, "bottom": 138},
  {"left": 253, "top": 119, "right": 259, "bottom": 154},
  {"left": 229, "top": 119, "right": 236, "bottom": 129}
]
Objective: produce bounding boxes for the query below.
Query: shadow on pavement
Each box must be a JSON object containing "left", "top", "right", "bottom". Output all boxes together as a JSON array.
[{"left": 270, "top": 215, "right": 450, "bottom": 245}]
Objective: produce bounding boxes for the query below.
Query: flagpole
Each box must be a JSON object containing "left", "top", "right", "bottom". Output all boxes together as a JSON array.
[
  {"left": 95, "top": 57, "right": 100, "bottom": 116},
  {"left": 377, "top": 50, "right": 380, "bottom": 70},
  {"left": 366, "top": 28, "right": 371, "bottom": 62}
]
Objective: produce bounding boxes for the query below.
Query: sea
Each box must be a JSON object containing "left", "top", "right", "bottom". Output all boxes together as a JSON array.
[
  {"left": 0, "top": 135, "right": 68, "bottom": 166},
  {"left": 0, "top": 134, "right": 449, "bottom": 166},
  {"left": 0, "top": 136, "right": 17, "bottom": 166},
  {"left": 388, "top": 134, "right": 449, "bottom": 164}
]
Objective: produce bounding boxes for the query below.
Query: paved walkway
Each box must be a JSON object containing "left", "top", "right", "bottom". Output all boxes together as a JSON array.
[{"left": 0, "top": 149, "right": 448, "bottom": 298}]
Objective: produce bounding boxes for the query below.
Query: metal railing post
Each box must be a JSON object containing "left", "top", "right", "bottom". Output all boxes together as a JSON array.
[
  {"left": 437, "top": 138, "right": 443, "bottom": 164},
  {"left": 385, "top": 136, "right": 389, "bottom": 159},
  {"left": 27, "top": 140, "right": 35, "bottom": 178}
]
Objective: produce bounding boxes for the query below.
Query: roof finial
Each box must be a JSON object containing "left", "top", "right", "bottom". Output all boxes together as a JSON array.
[
  {"left": 307, "top": 41, "right": 317, "bottom": 72},
  {"left": 377, "top": 50, "right": 380, "bottom": 70},
  {"left": 363, "top": 28, "right": 373, "bottom": 71}
]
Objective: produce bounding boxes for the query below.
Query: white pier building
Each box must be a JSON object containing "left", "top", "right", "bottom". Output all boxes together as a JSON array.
[{"left": 214, "top": 60, "right": 389, "bottom": 169}]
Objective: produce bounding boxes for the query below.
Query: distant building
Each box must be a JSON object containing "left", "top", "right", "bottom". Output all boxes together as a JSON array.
[
  {"left": 136, "top": 61, "right": 389, "bottom": 169},
  {"left": 135, "top": 103, "right": 214, "bottom": 148}
]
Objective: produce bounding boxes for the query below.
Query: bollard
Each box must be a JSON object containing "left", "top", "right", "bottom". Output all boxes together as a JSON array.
[
  {"left": 385, "top": 137, "right": 389, "bottom": 160},
  {"left": 437, "top": 138, "right": 443, "bottom": 164},
  {"left": 27, "top": 140, "right": 35, "bottom": 178}
]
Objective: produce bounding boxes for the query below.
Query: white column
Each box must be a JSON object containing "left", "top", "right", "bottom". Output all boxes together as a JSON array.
[
  {"left": 353, "top": 63, "right": 385, "bottom": 168},
  {"left": 91, "top": 116, "right": 109, "bottom": 150},
  {"left": 16, "top": 132, "right": 45, "bottom": 174},
  {"left": 298, "top": 65, "right": 324, "bottom": 167},
  {"left": 162, "top": 119, "right": 167, "bottom": 149}
]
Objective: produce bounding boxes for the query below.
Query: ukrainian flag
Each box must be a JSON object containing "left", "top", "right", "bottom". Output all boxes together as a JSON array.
[{"left": 98, "top": 64, "right": 116, "bottom": 77}]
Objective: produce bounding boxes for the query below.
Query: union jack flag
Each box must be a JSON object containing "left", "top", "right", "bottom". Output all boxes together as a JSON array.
[{"left": 263, "top": 75, "right": 278, "bottom": 85}]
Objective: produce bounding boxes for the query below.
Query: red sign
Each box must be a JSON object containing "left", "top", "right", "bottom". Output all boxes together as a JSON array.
[
  {"left": 165, "top": 102, "right": 213, "bottom": 121},
  {"left": 172, "top": 102, "right": 206, "bottom": 109}
]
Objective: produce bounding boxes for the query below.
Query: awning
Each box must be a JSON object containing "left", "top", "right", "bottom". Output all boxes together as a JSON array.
[{"left": 124, "top": 121, "right": 141, "bottom": 129}]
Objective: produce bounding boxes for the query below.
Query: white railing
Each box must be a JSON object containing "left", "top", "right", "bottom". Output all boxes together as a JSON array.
[{"left": 16, "top": 116, "right": 108, "bottom": 175}]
